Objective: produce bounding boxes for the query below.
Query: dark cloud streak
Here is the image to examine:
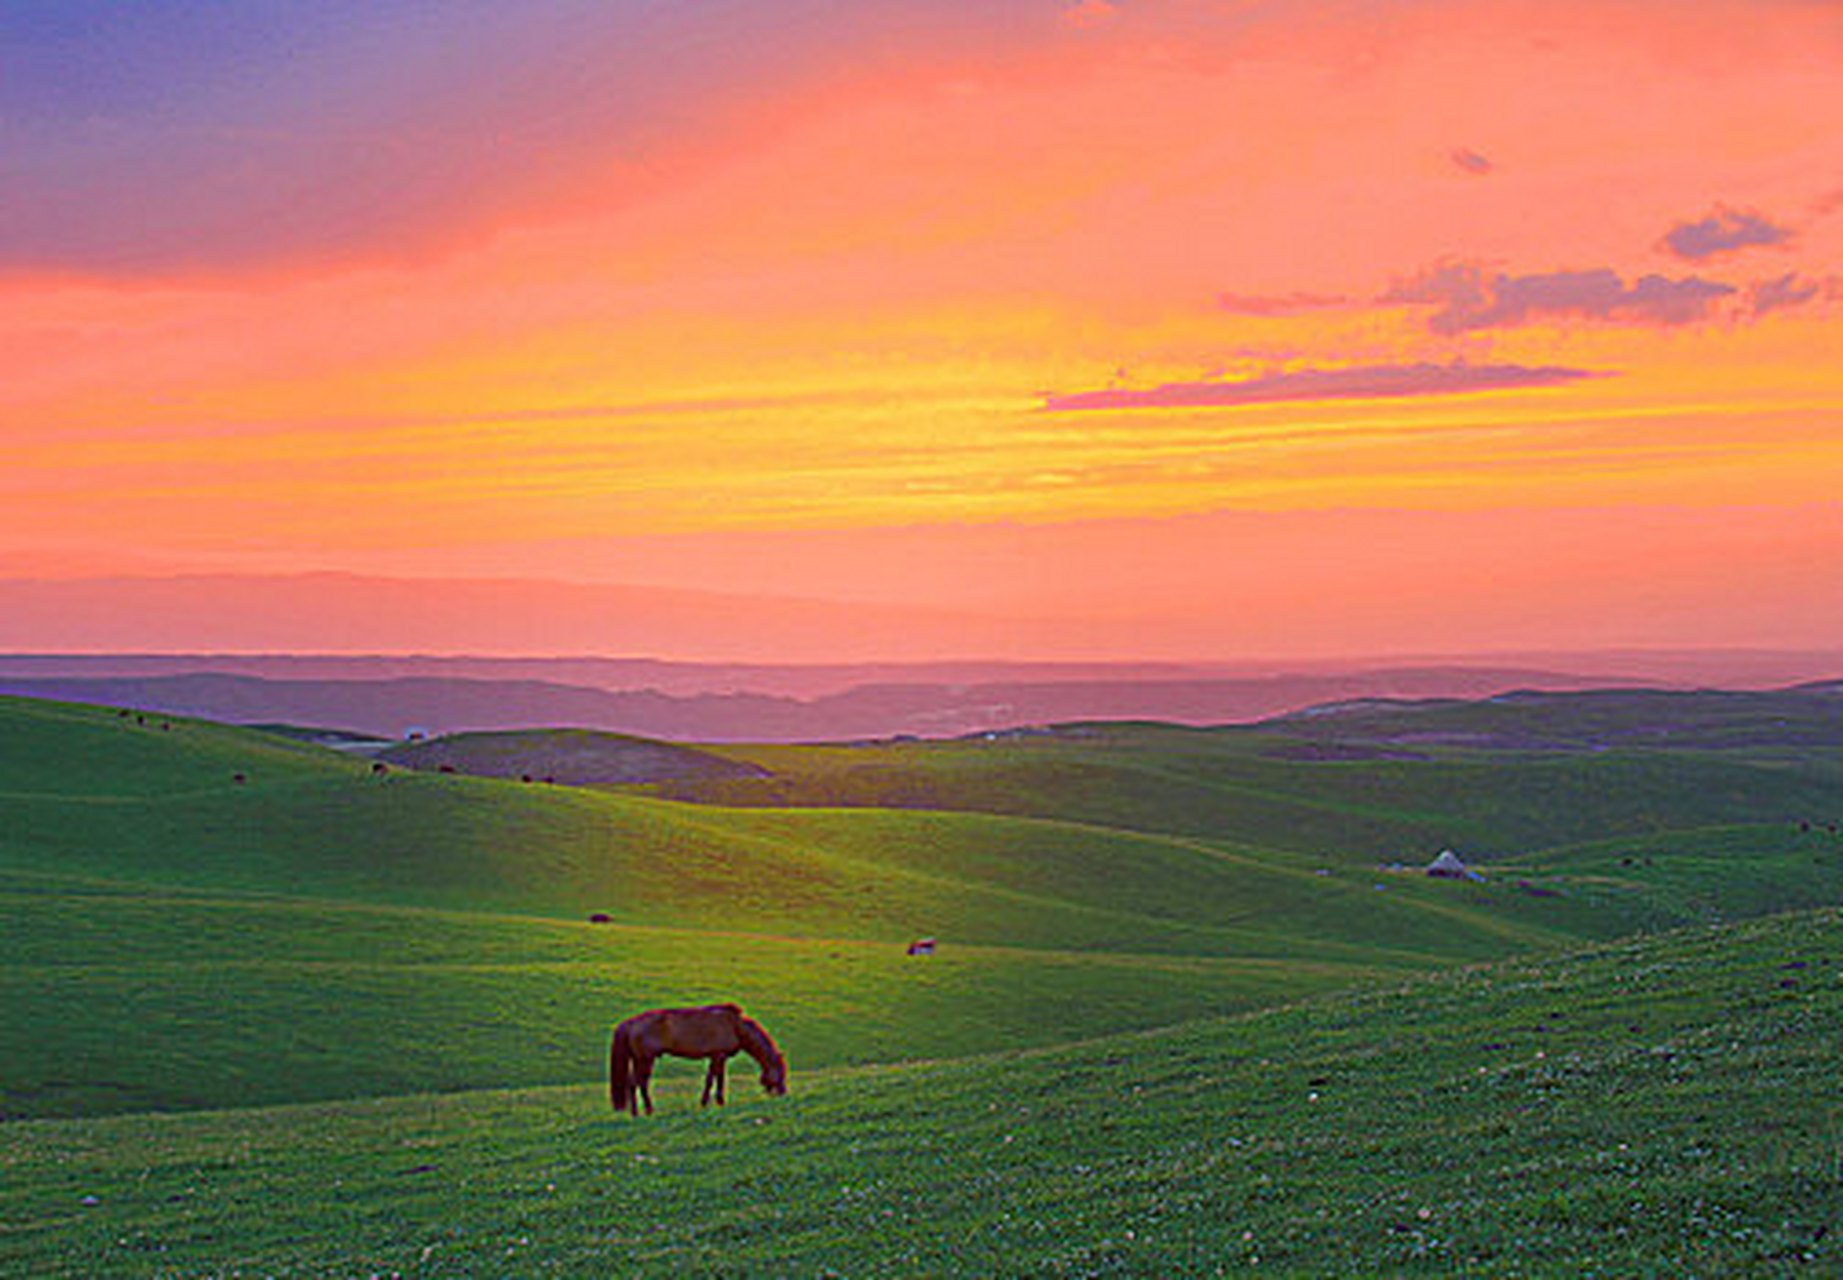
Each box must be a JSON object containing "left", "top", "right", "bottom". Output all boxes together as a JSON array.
[
  {"left": 1661, "top": 206, "right": 1792, "bottom": 260},
  {"left": 1042, "top": 361, "right": 1599, "bottom": 412},
  {"left": 1385, "top": 261, "right": 1736, "bottom": 333},
  {"left": 1449, "top": 147, "right": 1493, "bottom": 175},
  {"left": 1748, "top": 273, "right": 1823, "bottom": 316}
]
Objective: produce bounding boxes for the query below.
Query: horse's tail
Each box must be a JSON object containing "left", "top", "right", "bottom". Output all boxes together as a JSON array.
[{"left": 610, "top": 1021, "right": 633, "bottom": 1114}]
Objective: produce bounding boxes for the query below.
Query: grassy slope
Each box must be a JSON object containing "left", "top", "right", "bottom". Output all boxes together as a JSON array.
[
  {"left": 1, "top": 746, "right": 1582, "bottom": 963},
  {"left": 0, "top": 695, "right": 354, "bottom": 798},
  {"left": 1, "top": 883, "right": 1383, "bottom": 1119},
  {"left": 6, "top": 694, "right": 1842, "bottom": 1122},
  {"left": 0, "top": 698, "right": 1572, "bottom": 1118},
  {"left": 1512, "top": 823, "right": 1843, "bottom": 931},
  {"left": 1261, "top": 685, "right": 1843, "bottom": 752},
  {"left": 669, "top": 722, "right": 1843, "bottom": 862},
  {"left": 3, "top": 908, "right": 1836, "bottom": 1277},
  {"left": 378, "top": 727, "right": 765, "bottom": 784}
]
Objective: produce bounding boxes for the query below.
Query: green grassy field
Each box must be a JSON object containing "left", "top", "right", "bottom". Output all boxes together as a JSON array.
[
  {"left": 6, "top": 693, "right": 1842, "bottom": 1118},
  {"left": 3, "top": 688, "right": 1841, "bottom": 1273},
  {"left": 0, "top": 697, "right": 1584, "bottom": 1119},
  {"left": 3, "top": 881, "right": 1406, "bottom": 1119},
  {"left": 4, "top": 908, "right": 1836, "bottom": 1276},
  {"left": 664, "top": 719, "right": 1843, "bottom": 862}
]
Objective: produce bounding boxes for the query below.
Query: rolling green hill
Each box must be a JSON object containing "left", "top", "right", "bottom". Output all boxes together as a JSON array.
[
  {"left": 4, "top": 689, "right": 1842, "bottom": 1273},
  {"left": 0, "top": 694, "right": 355, "bottom": 799},
  {"left": 378, "top": 727, "right": 767, "bottom": 785},
  {"left": 1263, "top": 682, "right": 1843, "bottom": 752},
  {"left": 658, "top": 716, "right": 1842, "bottom": 862},
  {"left": 4, "top": 907, "right": 1836, "bottom": 1276},
  {"left": 4, "top": 691, "right": 1842, "bottom": 1124}
]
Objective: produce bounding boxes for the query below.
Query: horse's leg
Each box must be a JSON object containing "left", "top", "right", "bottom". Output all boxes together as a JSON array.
[
  {"left": 701, "top": 1058, "right": 718, "bottom": 1108},
  {"left": 714, "top": 1054, "right": 728, "bottom": 1106},
  {"left": 636, "top": 1055, "right": 655, "bottom": 1116}
]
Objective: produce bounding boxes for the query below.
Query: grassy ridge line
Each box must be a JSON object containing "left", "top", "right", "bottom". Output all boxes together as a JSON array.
[
  {"left": 379, "top": 727, "right": 765, "bottom": 785},
  {"left": 688, "top": 728, "right": 1843, "bottom": 860},
  {"left": 0, "top": 696, "right": 358, "bottom": 798},
  {"left": 1156, "top": 829, "right": 1585, "bottom": 953},
  {"left": 4, "top": 909, "right": 1836, "bottom": 1277},
  {"left": 680, "top": 804, "right": 1562, "bottom": 965},
  {"left": 674, "top": 738, "right": 1474, "bottom": 856},
  {"left": 689, "top": 803, "right": 1599, "bottom": 962},
  {"left": 2, "top": 754, "right": 1573, "bottom": 963}
]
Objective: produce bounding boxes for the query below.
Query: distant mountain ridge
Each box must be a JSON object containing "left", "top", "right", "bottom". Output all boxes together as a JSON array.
[
  {"left": 0, "top": 664, "right": 1674, "bottom": 742},
  {"left": 5, "top": 647, "right": 1840, "bottom": 693}
]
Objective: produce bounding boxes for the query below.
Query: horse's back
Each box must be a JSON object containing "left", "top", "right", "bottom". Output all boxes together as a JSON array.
[
  {"left": 616, "top": 1003, "right": 752, "bottom": 1058},
  {"left": 628, "top": 1002, "right": 741, "bottom": 1022},
  {"left": 615, "top": 1008, "right": 661, "bottom": 1037},
  {"left": 668, "top": 1004, "right": 747, "bottom": 1053}
]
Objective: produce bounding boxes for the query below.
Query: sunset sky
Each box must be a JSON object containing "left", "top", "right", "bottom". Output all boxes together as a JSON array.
[{"left": 4, "top": 0, "right": 1841, "bottom": 660}]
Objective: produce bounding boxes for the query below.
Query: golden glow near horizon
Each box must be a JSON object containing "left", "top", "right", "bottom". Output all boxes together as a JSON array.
[{"left": 3, "top": 0, "right": 1841, "bottom": 655}]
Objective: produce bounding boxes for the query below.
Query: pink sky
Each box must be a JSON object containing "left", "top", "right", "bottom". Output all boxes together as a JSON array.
[{"left": 4, "top": 0, "right": 1841, "bottom": 660}]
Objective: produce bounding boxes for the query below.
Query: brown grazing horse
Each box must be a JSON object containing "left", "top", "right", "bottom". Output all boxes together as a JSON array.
[{"left": 609, "top": 1003, "right": 787, "bottom": 1116}]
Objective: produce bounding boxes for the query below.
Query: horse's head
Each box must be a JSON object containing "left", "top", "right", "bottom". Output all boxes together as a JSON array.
[
  {"left": 736, "top": 1014, "right": 788, "bottom": 1096},
  {"left": 760, "top": 1053, "right": 788, "bottom": 1097}
]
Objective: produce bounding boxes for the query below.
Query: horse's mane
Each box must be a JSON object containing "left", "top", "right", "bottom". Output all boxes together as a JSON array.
[{"left": 736, "top": 1014, "right": 784, "bottom": 1064}]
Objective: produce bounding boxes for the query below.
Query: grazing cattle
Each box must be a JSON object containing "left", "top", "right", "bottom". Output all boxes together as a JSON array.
[
  {"left": 588, "top": 912, "right": 613, "bottom": 924},
  {"left": 371, "top": 762, "right": 390, "bottom": 776},
  {"left": 521, "top": 774, "right": 534, "bottom": 783},
  {"left": 906, "top": 938, "right": 937, "bottom": 956},
  {"left": 231, "top": 772, "right": 246, "bottom": 785},
  {"left": 438, "top": 764, "right": 456, "bottom": 774},
  {"left": 610, "top": 1003, "right": 787, "bottom": 1116}
]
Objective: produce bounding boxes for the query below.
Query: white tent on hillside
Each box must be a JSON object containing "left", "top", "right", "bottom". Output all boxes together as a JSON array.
[{"left": 1425, "top": 849, "right": 1483, "bottom": 881}]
